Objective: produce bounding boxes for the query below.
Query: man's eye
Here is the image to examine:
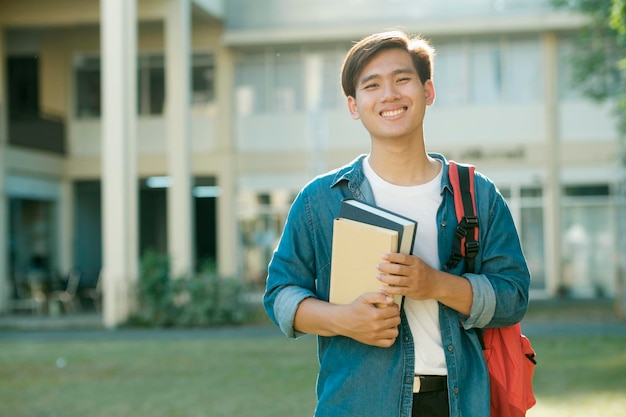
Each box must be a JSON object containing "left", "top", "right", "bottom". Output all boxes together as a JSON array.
[{"left": 363, "top": 83, "right": 378, "bottom": 89}]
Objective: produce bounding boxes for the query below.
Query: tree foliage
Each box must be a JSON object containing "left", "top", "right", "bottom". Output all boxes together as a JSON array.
[{"left": 552, "top": 0, "right": 626, "bottom": 133}]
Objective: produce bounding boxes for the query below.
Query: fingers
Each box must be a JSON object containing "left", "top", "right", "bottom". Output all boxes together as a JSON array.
[
  {"left": 353, "top": 318, "right": 400, "bottom": 348},
  {"left": 361, "top": 292, "right": 396, "bottom": 307},
  {"left": 376, "top": 255, "right": 434, "bottom": 297},
  {"left": 346, "top": 293, "right": 401, "bottom": 347},
  {"left": 376, "top": 253, "right": 416, "bottom": 280},
  {"left": 370, "top": 330, "right": 399, "bottom": 348},
  {"left": 381, "top": 252, "right": 412, "bottom": 264}
]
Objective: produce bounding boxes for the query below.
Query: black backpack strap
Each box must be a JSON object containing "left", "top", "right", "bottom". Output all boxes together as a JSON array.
[
  {"left": 444, "top": 161, "right": 479, "bottom": 274},
  {"left": 447, "top": 162, "right": 485, "bottom": 349}
]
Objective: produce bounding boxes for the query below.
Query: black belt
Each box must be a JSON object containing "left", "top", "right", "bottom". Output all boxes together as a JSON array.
[{"left": 413, "top": 375, "right": 447, "bottom": 393}]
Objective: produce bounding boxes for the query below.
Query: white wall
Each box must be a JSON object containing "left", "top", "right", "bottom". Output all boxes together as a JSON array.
[{"left": 69, "top": 114, "right": 218, "bottom": 156}]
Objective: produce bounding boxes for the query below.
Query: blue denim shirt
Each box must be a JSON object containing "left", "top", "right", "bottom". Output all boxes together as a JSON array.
[{"left": 264, "top": 153, "right": 531, "bottom": 417}]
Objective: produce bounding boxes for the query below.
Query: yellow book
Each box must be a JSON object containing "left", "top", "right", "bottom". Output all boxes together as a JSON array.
[{"left": 329, "top": 218, "right": 401, "bottom": 306}]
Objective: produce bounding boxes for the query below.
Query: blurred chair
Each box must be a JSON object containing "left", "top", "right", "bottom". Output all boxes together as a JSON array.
[
  {"left": 83, "top": 271, "right": 102, "bottom": 312},
  {"left": 10, "top": 278, "right": 47, "bottom": 315},
  {"left": 48, "top": 269, "right": 81, "bottom": 314}
]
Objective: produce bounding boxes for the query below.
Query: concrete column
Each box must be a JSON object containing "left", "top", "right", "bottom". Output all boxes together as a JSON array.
[
  {"left": 543, "top": 32, "right": 562, "bottom": 296},
  {"left": 217, "top": 157, "right": 236, "bottom": 277},
  {"left": 0, "top": 27, "right": 8, "bottom": 313},
  {"left": 214, "top": 47, "right": 237, "bottom": 278},
  {"left": 58, "top": 181, "right": 73, "bottom": 278},
  {"left": 165, "top": 0, "right": 194, "bottom": 278},
  {"left": 101, "top": 0, "right": 138, "bottom": 327}
]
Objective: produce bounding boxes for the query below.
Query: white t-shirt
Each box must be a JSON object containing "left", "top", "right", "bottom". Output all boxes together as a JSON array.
[{"left": 363, "top": 156, "right": 447, "bottom": 376}]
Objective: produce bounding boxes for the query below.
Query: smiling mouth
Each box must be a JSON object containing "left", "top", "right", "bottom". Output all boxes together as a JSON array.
[{"left": 380, "top": 107, "right": 407, "bottom": 118}]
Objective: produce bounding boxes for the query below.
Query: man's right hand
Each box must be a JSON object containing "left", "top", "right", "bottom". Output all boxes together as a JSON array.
[
  {"left": 293, "top": 293, "right": 401, "bottom": 348},
  {"left": 336, "top": 293, "right": 401, "bottom": 347}
]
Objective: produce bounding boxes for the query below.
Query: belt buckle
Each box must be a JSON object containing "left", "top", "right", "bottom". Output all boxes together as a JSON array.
[{"left": 413, "top": 376, "right": 421, "bottom": 393}]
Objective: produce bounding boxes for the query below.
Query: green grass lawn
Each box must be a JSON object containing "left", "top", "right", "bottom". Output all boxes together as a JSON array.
[{"left": 1, "top": 331, "right": 625, "bottom": 417}]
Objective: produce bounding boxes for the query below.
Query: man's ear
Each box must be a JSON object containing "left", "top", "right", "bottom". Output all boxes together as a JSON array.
[
  {"left": 424, "top": 79, "right": 436, "bottom": 106},
  {"left": 347, "top": 96, "right": 360, "bottom": 120}
]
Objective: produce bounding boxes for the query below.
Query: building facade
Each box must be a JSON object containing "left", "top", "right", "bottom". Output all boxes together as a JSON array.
[{"left": 0, "top": 0, "right": 622, "bottom": 326}]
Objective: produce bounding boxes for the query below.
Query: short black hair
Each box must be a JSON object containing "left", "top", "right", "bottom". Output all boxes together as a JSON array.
[{"left": 340, "top": 30, "right": 435, "bottom": 98}]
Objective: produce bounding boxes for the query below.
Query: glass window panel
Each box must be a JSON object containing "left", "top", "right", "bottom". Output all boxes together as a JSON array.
[
  {"left": 235, "top": 51, "right": 268, "bottom": 114},
  {"left": 470, "top": 41, "right": 501, "bottom": 105},
  {"left": 558, "top": 38, "right": 582, "bottom": 100},
  {"left": 76, "top": 52, "right": 213, "bottom": 117},
  {"left": 562, "top": 202, "right": 615, "bottom": 297},
  {"left": 504, "top": 40, "right": 542, "bottom": 103},
  {"left": 137, "top": 55, "right": 162, "bottom": 115},
  {"left": 521, "top": 206, "right": 545, "bottom": 290},
  {"left": 149, "top": 65, "right": 165, "bottom": 114},
  {"left": 273, "top": 48, "right": 303, "bottom": 112},
  {"left": 139, "top": 54, "right": 165, "bottom": 116},
  {"left": 192, "top": 53, "right": 215, "bottom": 104},
  {"left": 320, "top": 52, "right": 341, "bottom": 109},
  {"left": 434, "top": 42, "right": 467, "bottom": 106},
  {"left": 300, "top": 45, "right": 348, "bottom": 110},
  {"left": 74, "top": 56, "right": 101, "bottom": 117},
  {"left": 564, "top": 184, "right": 610, "bottom": 197},
  {"left": 521, "top": 187, "right": 542, "bottom": 198}
]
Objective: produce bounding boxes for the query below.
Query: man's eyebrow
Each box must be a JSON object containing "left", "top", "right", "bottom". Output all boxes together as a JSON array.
[
  {"left": 358, "top": 68, "right": 416, "bottom": 86},
  {"left": 359, "top": 73, "right": 380, "bottom": 86}
]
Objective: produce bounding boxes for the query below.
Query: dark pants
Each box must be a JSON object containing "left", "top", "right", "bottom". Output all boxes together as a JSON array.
[{"left": 411, "top": 389, "right": 450, "bottom": 417}]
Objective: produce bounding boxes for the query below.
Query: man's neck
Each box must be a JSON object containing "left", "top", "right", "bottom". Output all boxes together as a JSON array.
[{"left": 367, "top": 143, "right": 439, "bottom": 186}]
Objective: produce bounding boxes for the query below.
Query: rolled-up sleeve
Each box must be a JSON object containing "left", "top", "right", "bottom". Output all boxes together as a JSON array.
[
  {"left": 461, "top": 273, "right": 496, "bottom": 329},
  {"left": 273, "top": 286, "right": 315, "bottom": 338},
  {"left": 462, "top": 175, "right": 531, "bottom": 329}
]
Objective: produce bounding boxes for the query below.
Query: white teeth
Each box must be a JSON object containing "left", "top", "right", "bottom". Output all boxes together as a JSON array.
[{"left": 381, "top": 108, "right": 405, "bottom": 118}]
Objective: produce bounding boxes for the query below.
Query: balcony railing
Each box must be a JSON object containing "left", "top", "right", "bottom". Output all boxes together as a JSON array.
[{"left": 9, "top": 113, "right": 66, "bottom": 155}]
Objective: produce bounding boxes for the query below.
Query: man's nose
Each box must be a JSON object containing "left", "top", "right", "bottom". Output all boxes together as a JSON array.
[{"left": 380, "top": 82, "right": 401, "bottom": 101}]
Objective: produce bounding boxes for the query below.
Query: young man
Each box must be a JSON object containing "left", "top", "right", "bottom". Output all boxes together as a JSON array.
[{"left": 264, "top": 30, "right": 531, "bottom": 417}]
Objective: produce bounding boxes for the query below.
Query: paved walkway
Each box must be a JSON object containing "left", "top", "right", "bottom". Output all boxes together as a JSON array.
[
  {"left": 2, "top": 321, "right": 626, "bottom": 343},
  {"left": 1, "top": 306, "right": 626, "bottom": 342},
  {"left": 0, "top": 313, "right": 284, "bottom": 341}
]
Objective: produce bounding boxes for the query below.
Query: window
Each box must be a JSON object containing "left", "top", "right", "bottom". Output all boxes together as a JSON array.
[
  {"left": 471, "top": 40, "right": 502, "bottom": 105},
  {"left": 434, "top": 42, "right": 467, "bottom": 106},
  {"left": 503, "top": 40, "right": 541, "bottom": 104},
  {"left": 521, "top": 187, "right": 542, "bottom": 198},
  {"left": 521, "top": 205, "right": 545, "bottom": 290},
  {"left": 234, "top": 45, "right": 346, "bottom": 115},
  {"left": 434, "top": 37, "right": 542, "bottom": 106},
  {"left": 235, "top": 51, "right": 268, "bottom": 115},
  {"left": 558, "top": 39, "right": 581, "bottom": 100},
  {"left": 562, "top": 202, "right": 614, "bottom": 297},
  {"left": 75, "top": 56, "right": 101, "bottom": 118},
  {"left": 138, "top": 54, "right": 165, "bottom": 115},
  {"left": 74, "top": 52, "right": 215, "bottom": 118},
  {"left": 564, "top": 184, "right": 610, "bottom": 197},
  {"left": 192, "top": 53, "right": 216, "bottom": 104}
]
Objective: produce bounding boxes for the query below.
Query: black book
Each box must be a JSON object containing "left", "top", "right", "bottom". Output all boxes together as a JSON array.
[{"left": 338, "top": 198, "right": 417, "bottom": 255}]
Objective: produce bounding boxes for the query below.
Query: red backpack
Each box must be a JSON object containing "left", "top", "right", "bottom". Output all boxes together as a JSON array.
[{"left": 446, "top": 161, "right": 537, "bottom": 417}]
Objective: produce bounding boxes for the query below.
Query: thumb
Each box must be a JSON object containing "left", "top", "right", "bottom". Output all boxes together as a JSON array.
[{"left": 361, "top": 292, "right": 395, "bottom": 307}]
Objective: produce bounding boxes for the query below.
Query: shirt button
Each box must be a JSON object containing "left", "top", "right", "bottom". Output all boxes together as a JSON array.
[
  {"left": 441, "top": 221, "right": 447, "bottom": 227},
  {"left": 447, "top": 345, "right": 454, "bottom": 352},
  {"left": 453, "top": 387, "right": 459, "bottom": 394}
]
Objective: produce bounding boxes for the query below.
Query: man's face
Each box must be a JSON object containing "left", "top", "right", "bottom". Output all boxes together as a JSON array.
[{"left": 347, "top": 48, "right": 435, "bottom": 144}]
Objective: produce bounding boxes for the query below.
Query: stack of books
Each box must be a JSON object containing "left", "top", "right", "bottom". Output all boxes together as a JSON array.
[{"left": 329, "top": 199, "right": 417, "bottom": 306}]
